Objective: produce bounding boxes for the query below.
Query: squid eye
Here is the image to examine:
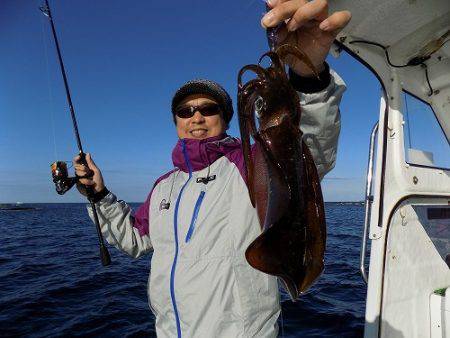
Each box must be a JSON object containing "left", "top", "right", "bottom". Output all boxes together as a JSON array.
[{"left": 254, "top": 96, "right": 264, "bottom": 118}]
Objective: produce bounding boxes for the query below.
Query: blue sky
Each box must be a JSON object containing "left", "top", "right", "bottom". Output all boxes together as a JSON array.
[{"left": 0, "top": 0, "right": 399, "bottom": 203}]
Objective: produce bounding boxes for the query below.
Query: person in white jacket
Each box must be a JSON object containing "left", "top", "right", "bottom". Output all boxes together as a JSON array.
[{"left": 74, "top": 1, "right": 351, "bottom": 337}]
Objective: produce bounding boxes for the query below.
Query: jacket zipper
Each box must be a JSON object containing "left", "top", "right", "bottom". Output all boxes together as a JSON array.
[
  {"left": 185, "top": 191, "right": 206, "bottom": 243},
  {"left": 170, "top": 140, "right": 192, "bottom": 338}
]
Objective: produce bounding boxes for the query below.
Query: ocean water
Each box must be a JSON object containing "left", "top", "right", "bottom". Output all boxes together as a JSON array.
[{"left": 0, "top": 203, "right": 366, "bottom": 337}]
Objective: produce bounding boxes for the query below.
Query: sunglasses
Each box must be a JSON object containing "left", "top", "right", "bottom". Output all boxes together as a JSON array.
[{"left": 175, "top": 103, "right": 222, "bottom": 119}]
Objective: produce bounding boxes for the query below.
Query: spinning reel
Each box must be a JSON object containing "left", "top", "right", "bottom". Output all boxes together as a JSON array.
[{"left": 50, "top": 161, "right": 91, "bottom": 195}]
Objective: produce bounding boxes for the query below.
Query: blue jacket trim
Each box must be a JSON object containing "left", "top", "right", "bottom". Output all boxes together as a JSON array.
[
  {"left": 185, "top": 191, "right": 206, "bottom": 243},
  {"left": 170, "top": 140, "right": 193, "bottom": 338}
]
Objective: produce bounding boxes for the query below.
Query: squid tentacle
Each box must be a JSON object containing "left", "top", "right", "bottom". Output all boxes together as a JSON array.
[
  {"left": 238, "top": 77, "right": 265, "bottom": 207},
  {"left": 258, "top": 51, "right": 287, "bottom": 80},
  {"left": 238, "top": 110, "right": 255, "bottom": 206},
  {"left": 275, "top": 44, "right": 319, "bottom": 79},
  {"left": 238, "top": 64, "right": 269, "bottom": 90}
]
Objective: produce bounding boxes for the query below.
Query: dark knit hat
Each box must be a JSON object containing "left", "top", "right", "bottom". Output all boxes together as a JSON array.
[{"left": 171, "top": 79, "right": 233, "bottom": 124}]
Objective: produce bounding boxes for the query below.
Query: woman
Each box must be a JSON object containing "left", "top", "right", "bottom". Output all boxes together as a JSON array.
[{"left": 75, "top": 1, "right": 351, "bottom": 336}]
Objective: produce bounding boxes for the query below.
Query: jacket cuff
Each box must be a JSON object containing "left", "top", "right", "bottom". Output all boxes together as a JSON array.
[
  {"left": 89, "top": 187, "right": 110, "bottom": 204},
  {"left": 289, "top": 62, "right": 331, "bottom": 94}
]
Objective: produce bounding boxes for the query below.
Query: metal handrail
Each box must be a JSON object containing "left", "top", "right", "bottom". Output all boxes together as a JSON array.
[{"left": 360, "top": 122, "right": 379, "bottom": 284}]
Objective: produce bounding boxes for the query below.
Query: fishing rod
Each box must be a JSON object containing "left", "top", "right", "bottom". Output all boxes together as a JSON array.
[{"left": 40, "top": 0, "right": 111, "bottom": 266}]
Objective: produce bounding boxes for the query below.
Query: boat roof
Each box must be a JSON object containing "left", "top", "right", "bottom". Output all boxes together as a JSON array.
[
  {"left": 331, "top": 0, "right": 448, "bottom": 60},
  {"left": 329, "top": 0, "right": 450, "bottom": 138}
]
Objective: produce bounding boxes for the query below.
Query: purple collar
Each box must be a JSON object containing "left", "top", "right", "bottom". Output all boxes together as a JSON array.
[{"left": 172, "top": 134, "right": 242, "bottom": 172}]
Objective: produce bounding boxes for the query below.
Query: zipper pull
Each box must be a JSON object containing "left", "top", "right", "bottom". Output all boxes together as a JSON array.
[{"left": 196, "top": 175, "right": 216, "bottom": 184}]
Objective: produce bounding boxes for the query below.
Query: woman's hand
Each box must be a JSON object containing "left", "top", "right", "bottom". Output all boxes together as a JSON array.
[
  {"left": 262, "top": 0, "right": 351, "bottom": 76},
  {"left": 73, "top": 153, "right": 105, "bottom": 196}
]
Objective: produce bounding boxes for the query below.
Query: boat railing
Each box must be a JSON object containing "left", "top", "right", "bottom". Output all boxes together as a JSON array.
[{"left": 360, "top": 122, "right": 378, "bottom": 284}]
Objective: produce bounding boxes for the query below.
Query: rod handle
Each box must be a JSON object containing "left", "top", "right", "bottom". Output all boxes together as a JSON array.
[
  {"left": 89, "top": 199, "right": 112, "bottom": 266},
  {"left": 100, "top": 244, "right": 111, "bottom": 266},
  {"left": 79, "top": 152, "right": 112, "bottom": 267}
]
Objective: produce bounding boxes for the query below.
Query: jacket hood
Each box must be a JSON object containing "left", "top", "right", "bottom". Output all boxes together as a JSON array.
[{"left": 172, "top": 134, "right": 242, "bottom": 172}]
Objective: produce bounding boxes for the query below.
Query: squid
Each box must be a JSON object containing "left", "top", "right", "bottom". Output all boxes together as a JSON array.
[{"left": 237, "top": 44, "right": 326, "bottom": 300}]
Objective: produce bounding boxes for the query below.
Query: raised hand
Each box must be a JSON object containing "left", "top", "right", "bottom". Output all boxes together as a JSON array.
[{"left": 262, "top": 0, "right": 351, "bottom": 76}]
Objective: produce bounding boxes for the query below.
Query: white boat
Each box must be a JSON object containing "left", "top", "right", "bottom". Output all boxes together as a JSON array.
[{"left": 329, "top": 0, "right": 450, "bottom": 337}]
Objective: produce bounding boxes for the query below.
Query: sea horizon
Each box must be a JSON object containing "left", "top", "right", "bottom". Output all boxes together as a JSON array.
[{"left": 0, "top": 200, "right": 365, "bottom": 205}]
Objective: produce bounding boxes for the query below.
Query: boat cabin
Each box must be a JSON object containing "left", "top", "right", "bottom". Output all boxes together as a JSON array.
[{"left": 329, "top": 0, "right": 450, "bottom": 336}]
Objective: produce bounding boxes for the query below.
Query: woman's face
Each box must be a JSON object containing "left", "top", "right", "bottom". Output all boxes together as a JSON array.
[{"left": 175, "top": 94, "right": 227, "bottom": 140}]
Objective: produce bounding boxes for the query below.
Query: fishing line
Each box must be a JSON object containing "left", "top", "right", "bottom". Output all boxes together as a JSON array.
[{"left": 40, "top": 4, "right": 58, "bottom": 161}]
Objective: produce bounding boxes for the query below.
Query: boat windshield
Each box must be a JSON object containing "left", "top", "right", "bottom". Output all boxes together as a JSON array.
[{"left": 402, "top": 91, "right": 450, "bottom": 170}]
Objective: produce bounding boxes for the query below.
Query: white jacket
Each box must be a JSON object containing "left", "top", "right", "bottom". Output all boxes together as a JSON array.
[{"left": 88, "top": 70, "right": 346, "bottom": 337}]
